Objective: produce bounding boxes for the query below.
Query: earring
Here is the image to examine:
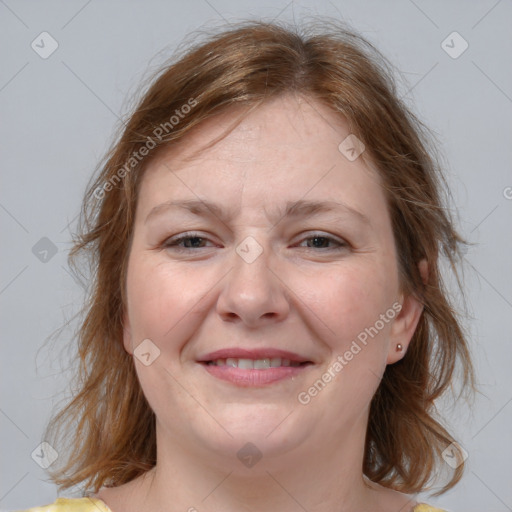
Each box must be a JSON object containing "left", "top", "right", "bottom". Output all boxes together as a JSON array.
[{"left": 396, "top": 343, "right": 403, "bottom": 352}]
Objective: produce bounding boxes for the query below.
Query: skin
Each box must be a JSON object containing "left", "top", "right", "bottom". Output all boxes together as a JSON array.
[{"left": 92, "top": 93, "right": 427, "bottom": 512}]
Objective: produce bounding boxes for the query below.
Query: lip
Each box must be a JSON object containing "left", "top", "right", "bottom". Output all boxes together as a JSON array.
[
  {"left": 197, "top": 348, "right": 313, "bottom": 364},
  {"left": 196, "top": 348, "right": 314, "bottom": 387},
  {"left": 201, "top": 364, "right": 311, "bottom": 387}
]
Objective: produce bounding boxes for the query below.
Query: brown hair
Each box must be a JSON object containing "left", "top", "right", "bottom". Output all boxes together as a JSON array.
[{"left": 43, "top": 18, "right": 475, "bottom": 496}]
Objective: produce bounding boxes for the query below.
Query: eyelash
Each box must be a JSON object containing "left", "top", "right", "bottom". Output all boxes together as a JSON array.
[{"left": 162, "top": 232, "right": 348, "bottom": 251}]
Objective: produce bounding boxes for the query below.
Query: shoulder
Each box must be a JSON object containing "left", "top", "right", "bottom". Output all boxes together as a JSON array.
[
  {"left": 414, "top": 504, "right": 450, "bottom": 512},
  {"left": 12, "top": 497, "right": 112, "bottom": 512}
]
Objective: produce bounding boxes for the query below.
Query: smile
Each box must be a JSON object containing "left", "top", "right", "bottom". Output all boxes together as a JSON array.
[
  {"left": 206, "top": 357, "right": 306, "bottom": 369},
  {"left": 196, "top": 348, "right": 314, "bottom": 386},
  {"left": 199, "top": 359, "right": 313, "bottom": 387}
]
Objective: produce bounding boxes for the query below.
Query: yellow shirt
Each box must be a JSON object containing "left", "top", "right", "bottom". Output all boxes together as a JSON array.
[{"left": 13, "top": 497, "right": 449, "bottom": 512}]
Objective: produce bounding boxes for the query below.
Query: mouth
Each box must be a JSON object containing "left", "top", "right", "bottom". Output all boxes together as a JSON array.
[
  {"left": 203, "top": 357, "right": 311, "bottom": 369},
  {"left": 196, "top": 348, "right": 314, "bottom": 387}
]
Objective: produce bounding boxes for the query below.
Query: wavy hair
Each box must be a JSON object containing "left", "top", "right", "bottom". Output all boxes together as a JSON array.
[{"left": 43, "top": 18, "right": 475, "bottom": 496}]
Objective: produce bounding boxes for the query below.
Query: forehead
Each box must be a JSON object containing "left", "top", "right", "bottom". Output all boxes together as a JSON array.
[
  {"left": 139, "top": 94, "right": 386, "bottom": 222},
  {"left": 153, "top": 95, "right": 361, "bottom": 169}
]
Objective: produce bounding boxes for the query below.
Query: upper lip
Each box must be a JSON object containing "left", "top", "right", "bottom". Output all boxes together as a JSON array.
[{"left": 197, "top": 348, "right": 314, "bottom": 363}]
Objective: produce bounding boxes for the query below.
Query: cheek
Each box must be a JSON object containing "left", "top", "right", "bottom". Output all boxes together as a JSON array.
[
  {"left": 292, "top": 262, "right": 399, "bottom": 427},
  {"left": 125, "top": 253, "right": 215, "bottom": 352},
  {"left": 124, "top": 256, "right": 209, "bottom": 413},
  {"left": 295, "top": 260, "right": 397, "bottom": 349}
]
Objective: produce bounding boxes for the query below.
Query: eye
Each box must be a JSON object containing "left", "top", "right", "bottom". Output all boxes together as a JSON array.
[
  {"left": 163, "top": 232, "right": 217, "bottom": 250},
  {"left": 295, "top": 233, "right": 348, "bottom": 250},
  {"left": 161, "top": 231, "right": 348, "bottom": 252}
]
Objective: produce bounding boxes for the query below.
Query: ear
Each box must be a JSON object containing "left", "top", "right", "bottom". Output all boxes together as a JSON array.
[
  {"left": 386, "top": 259, "right": 428, "bottom": 364},
  {"left": 122, "top": 311, "right": 134, "bottom": 356}
]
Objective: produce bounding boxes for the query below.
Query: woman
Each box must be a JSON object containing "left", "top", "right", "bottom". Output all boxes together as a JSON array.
[{"left": 18, "top": 18, "right": 474, "bottom": 512}]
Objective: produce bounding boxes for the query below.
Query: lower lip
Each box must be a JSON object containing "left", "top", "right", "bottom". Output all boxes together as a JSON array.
[{"left": 200, "top": 363, "right": 311, "bottom": 387}]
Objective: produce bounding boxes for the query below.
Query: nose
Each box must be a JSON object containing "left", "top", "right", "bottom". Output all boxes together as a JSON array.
[{"left": 216, "top": 240, "right": 290, "bottom": 328}]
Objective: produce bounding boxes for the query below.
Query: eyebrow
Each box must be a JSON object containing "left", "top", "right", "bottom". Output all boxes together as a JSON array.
[{"left": 145, "top": 198, "right": 371, "bottom": 227}]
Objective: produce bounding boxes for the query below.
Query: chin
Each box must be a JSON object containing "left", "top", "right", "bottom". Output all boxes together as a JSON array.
[{"left": 196, "top": 405, "right": 311, "bottom": 461}]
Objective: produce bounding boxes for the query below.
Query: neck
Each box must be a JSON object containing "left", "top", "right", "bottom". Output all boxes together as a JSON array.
[{"left": 133, "top": 415, "right": 385, "bottom": 512}]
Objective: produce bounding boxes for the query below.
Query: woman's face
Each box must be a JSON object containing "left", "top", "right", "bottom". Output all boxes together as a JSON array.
[{"left": 123, "top": 94, "right": 423, "bottom": 467}]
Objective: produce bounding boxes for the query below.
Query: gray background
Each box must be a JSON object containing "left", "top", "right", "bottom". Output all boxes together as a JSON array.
[{"left": 1, "top": 1, "right": 511, "bottom": 511}]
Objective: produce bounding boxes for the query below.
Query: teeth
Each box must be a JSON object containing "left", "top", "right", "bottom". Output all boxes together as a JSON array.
[
  {"left": 209, "top": 357, "right": 304, "bottom": 369},
  {"left": 253, "top": 358, "right": 270, "bottom": 369}
]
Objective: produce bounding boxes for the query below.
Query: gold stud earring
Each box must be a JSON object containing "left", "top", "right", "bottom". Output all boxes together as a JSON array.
[{"left": 396, "top": 343, "right": 403, "bottom": 352}]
